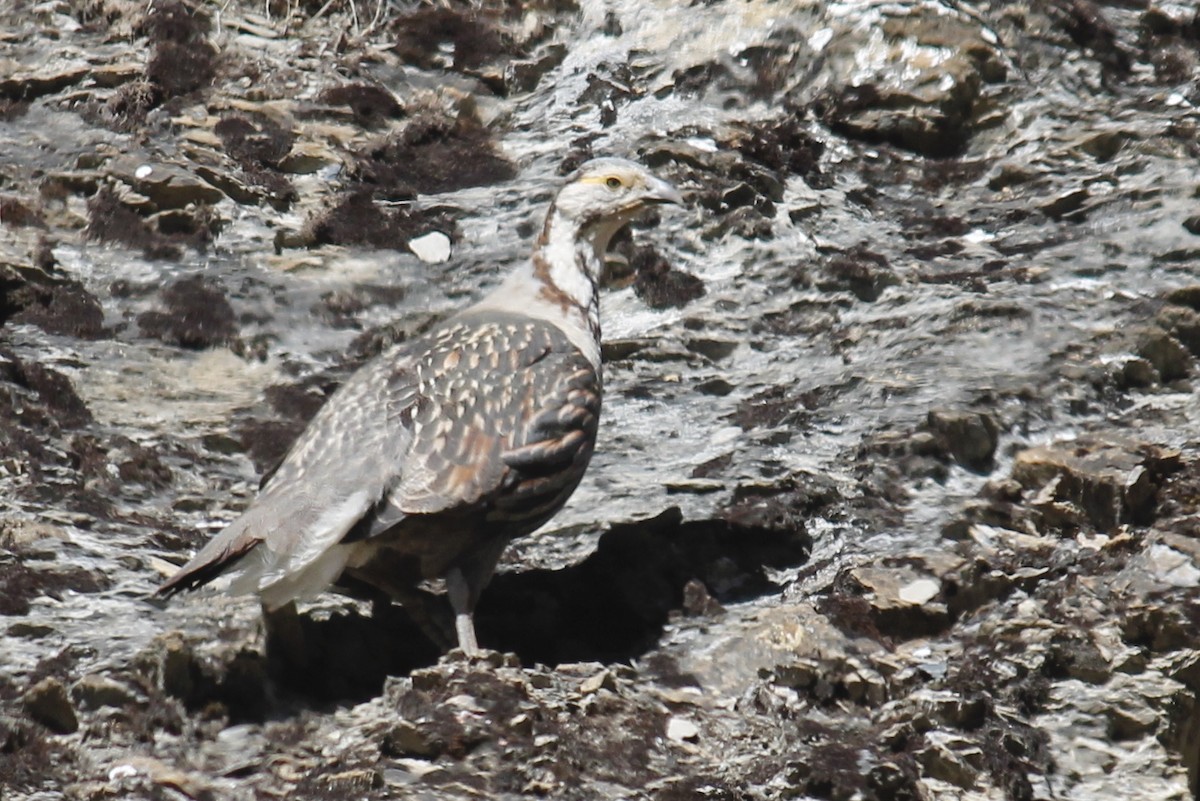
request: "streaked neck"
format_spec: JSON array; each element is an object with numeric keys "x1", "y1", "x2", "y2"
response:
[
  {"x1": 470, "y1": 204, "x2": 606, "y2": 370},
  {"x1": 532, "y1": 205, "x2": 602, "y2": 321}
]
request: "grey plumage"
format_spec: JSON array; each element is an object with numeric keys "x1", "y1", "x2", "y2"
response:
[{"x1": 157, "y1": 158, "x2": 683, "y2": 655}]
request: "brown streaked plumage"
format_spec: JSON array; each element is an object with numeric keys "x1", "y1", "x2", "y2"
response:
[{"x1": 156, "y1": 158, "x2": 684, "y2": 655}]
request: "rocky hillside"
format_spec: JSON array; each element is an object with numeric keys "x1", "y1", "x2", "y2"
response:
[{"x1": 2, "y1": 0, "x2": 1200, "y2": 798}]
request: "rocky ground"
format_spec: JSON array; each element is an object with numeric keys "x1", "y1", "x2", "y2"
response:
[{"x1": 3, "y1": 0, "x2": 1200, "y2": 798}]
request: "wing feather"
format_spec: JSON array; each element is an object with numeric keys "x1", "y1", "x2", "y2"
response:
[
  {"x1": 156, "y1": 346, "x2": 420, "y2": 600},
  {"x1": 345, "y1": 315, "x2": 600, "y2": 542},
  {"x1": 158, "y1": 311, "x2": 600, "y2": 605}
]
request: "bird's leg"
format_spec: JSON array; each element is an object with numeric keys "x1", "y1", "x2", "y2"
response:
[
  {"x1": 444, "y1": 539, "x2": 510, "y2": 658},
  {"x1": 342, "y1": 567, "x2": 458, "y2": 651},
  {"x1": 446, "y1": 566, "x2": 480, "y2": 657}
]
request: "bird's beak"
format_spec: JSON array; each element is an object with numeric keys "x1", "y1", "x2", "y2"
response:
[{"x1": 644, "y1": 175, "x2": 685, "y2": 206}]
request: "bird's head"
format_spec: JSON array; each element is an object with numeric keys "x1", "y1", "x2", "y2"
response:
[{"x1": 552, "y1": 158, "x2": 684, "y2": 253}]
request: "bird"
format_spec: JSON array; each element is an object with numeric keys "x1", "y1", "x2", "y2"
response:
[{"x1": 156, "y1": 158, "x2": 684, "y2": 656}]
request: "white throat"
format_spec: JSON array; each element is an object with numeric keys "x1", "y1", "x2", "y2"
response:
[{"x1": 541, "y1": 208, "x2": 604, "y2": 310}]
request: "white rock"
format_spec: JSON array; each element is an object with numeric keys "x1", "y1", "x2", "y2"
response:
[
  {"x1": 1147, "y1": 543, "x2": 1200, "y2": 587},
  {"x1": 108, "y1": 764, "x2": 138, "y2": 781},
  {"x1": 666, "y1": 716, "x2": 699, "y2": 743},
  {"x1": 898, "y1": 578, "x2": 941, "y2": 605},
  {"x1": 408, "y1": 231, "x2": 452, "y2": 263}
]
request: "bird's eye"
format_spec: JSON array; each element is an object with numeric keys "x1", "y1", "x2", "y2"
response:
[{"x1": 605, "y1": 176, "x2": 623, "y2": 189}]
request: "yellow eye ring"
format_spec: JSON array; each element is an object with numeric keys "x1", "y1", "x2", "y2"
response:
[{"x1": 605, "y1": 176, "x2": 622, "y2": 189}]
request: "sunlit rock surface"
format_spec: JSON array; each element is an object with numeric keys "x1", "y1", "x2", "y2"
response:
[{"x1": 3, "y1": 0, "x2": 1200, "y2": 798}]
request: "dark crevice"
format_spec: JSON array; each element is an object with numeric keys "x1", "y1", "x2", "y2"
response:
[{"x1": 183, "y1": 508, "x2": 813, "y2": 707}]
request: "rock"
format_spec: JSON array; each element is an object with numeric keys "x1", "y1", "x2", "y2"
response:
[
  {"x1": 190, "y1": 161, "x2": 274, "y2": 207},
  {"x1": 680, "y1": 578, "x2": 724, "y2": 617},
  {"x1": 157, "y1": 633, "x2": 201, "y2": 702},
  {"x1": 719, "y1": 182, "x2": 760, "y2": 210},
  {"x1": 1041, "y1": 187, "x2": 1089, "y2": 221},
  {"x1": 84, "y1": 185, "x2": 198, "y2": 260},
  {"x1": 7, "y1": 622, "x2": 56, "y2": 638},
  {"x1": 276, "y1": 141, "x2": 340, "y2": 174},
  {"x1": 214, "y1": 112, "x2": 295, "y2": 169},
  {"x1": 1166, "y1": 285, "x2": 1200, "y2": 311},
  {"x1": 1166, "y1": 652, "x2": 1200, "y2": 695},
  {"x1": 105, "y1": 756, "x2": 218, "y2": 798},
  {"x1": 137, "y1": 275, "x2": 238, "y2": 349},
  {"x1": 107, "y1": 158, "x2": 225, "y2": 209},
  {"x1": 913, "y1": 689, "x2": 990, "y2": 730},
  {"x1": 1133, "y1": 327, "x2": 1192, "y2": 382},
  {"x1": 407, "y1": 231, "x2": 452, "y2": 263},
  {"x1": 71, "y1": 675, "x2": 137, "y2": 711},
  {"x1": 505, "y1": 44, "x2": 568, "y2": 94},
  {"x1": 927, "y1": 410, "x2": 1000, "y2": 472},
  {"x1": 0, "y1": 714, "x2": 35, "y2": 756},
  {"x1": 107, "y1": 763, "x2": 139, "y2": 781},
  {"x1": 665, "y1": 716, "x2": 699, "y2": 743},
  {"x1": 817, "y1": 246, "x2": 898, "y2": 302},
  {"x1": 917, "y1": 732, "x2": 983, "y2": 789},
  {"x1": 867, "y1": 761, "x2": 918, "y2": 798},
  {"x1": 1157, "y1": 305, "x2": 1200, "y2": 357},
  {"x1": 771, "y1": 655, "x2": 890, "y2": 708},
  {"x1": 579, "y1": 669, "x2": 616, "y2": 695},
  {"x1": 847, "y1": 565, "x2": 951, "y2": 638},
  {"x1": 1011, "y1": 437, "x2": 1182, "y2": 532},
  {"x1": 353, "y1": 110, "x2": 516, "y2": 196},
  {"x1": 302, "y1": 190, "x2": 458, "y2": 252},
  {"x1": 632, "y1": 247, "x2": 706, "y2": 309},
  {"x1": 897, "y1": 578, "x2": 940, "y2": 605},
  {"x1": 810, "y1": 10, "x2": 1006, "y2": 156},
  {"x1": 0, "y1": 548, "x2": 111, "y2": 616},
  {"x1": 1, "y1": 260, "x2": 107, "y2": 340},
  {"x1": 1143, "y1": 538, "x2": 1200, "y2": 588},
  {"x1": 506, "y1": 712, "x2": 534, "y2": 738},
  {"x1": 408, "y1": 666, "x2": 446, "y2": 693},
  {"x1": 1043, "y1": 634, "x2": 1112, "y2": 685},
  {"x1": 644, "y1": 141, "x2": 782, "y2": 213},
  {"x1": 723, "y1": 116, "x2": 828, "y2": 187},
  {"x1": 1115, "y1": 357, "x2": 1160, "y2": 389},
  {"x1": 988, "y1": 163, "x2": 1037, "y2": 190},
  {"x1": 841, "y1": 666, "x2": 888, "y2": 706},
  {"x1": 90, "y1": 62, "x2": 144, "y2": 89},
  {"x1": 600, "y1": 338, "x2": 649, "y2": 362},
  {"x1": 0, "y1": 64, "x2": 90, "y2": 102},
  {"x1": 685, "y1": 338, "x2": 739, "y2": 362},
  {"x1": 0, "y1": 518, "x2": 70, "y2": 549},
  {"x1": 694, "y1": 378, "x2": 735, "y2": 397},
  {"x1": 1107, "y1": 704, "x2": 1159, "y2": 740},
  {"x1": 772, "y1": 657, "x2": 822, "y2": 690},
  {"x1": 702, "y1": 206, "x2": 773, "y2": 241},
  {"x1": 23, "y1": 677, "x2": 78, "y2": 734}
]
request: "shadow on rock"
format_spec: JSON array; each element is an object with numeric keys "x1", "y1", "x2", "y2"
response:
[
  {"x1": 223, "y1": 507, "x2": 811, "y2": 707},
  {"x1": 478, "y1": 507, "x2": 811, "y2": 665}
]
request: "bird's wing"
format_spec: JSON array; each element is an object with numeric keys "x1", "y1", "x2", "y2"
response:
[
  {"x1": 157, "y1": 312, "x2": 600, "y2": 603},
  {"x1": 345, "y1": 312, "x2": 601, "y2": 541},
  {"x1": 155, "y1": 344, "x2": 420, "y2": 599}
]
